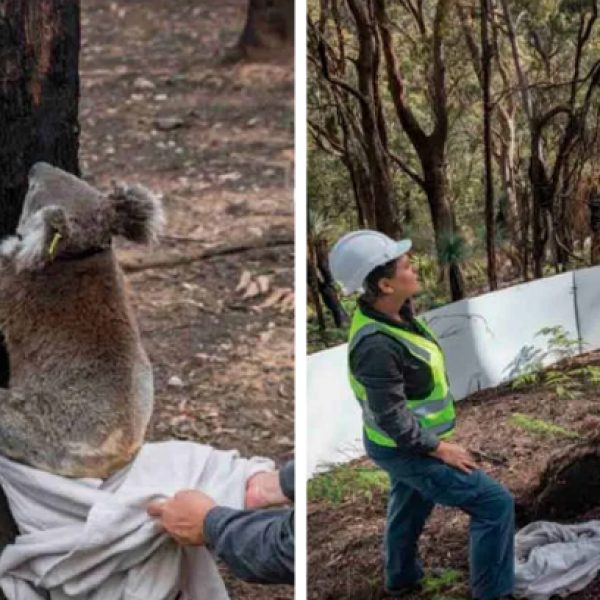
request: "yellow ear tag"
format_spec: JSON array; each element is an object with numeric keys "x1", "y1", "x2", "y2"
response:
[{"x1": 48, "y1": 232, "x2": 62, "y2": 257}]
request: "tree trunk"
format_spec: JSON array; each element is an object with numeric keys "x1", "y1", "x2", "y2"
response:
[
  {"x1": 424, "y1": 156, "x2": 465, "y2": 301},
  {"x1": 481, "y1": 0, "x2": 497, "y2": 291},
  {"x1": 347, "y1": 0, "x2": 401, "y2": 238},
  {"x1": 0, "y1": 0, "x2": 81, "y2": 581},
  {"x1": 519, "y1": 185, "x2": 531, "y2": 280},
  {"x1": 315, "y1": 240, "x2": 347, "y2": 328},
  {"x1": 589, "y1": 188, "x2": 600, "y2": 265},
  {"x1": 375, "y1": 0, "x2": 462, "y2": 299},
  {"x1": 592, "y1": 233, "x2": 600, "y2": 265},
  {"x1": 307, "y1": 259, "x2": 327, "y2": 338},
  {"x1": 0, "y1": 0, "x2": 80, "y2": 236},
  {"x1": 230, "y1": 0, "x2": 294, "y2": 62}
]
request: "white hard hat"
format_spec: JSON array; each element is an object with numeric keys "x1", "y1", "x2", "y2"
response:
[{"x1": 329, "y1": 230, "x2": 412, "y2": 295}]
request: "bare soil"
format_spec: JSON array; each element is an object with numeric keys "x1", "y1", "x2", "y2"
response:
[
  {"x1": 80, "y1": 1, "x2": 293, "y2": 598},
  {"x1": 308, "y1": 351, "x2": 600, "y2": 600}
]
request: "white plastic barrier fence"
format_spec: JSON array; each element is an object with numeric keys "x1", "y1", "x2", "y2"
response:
[
  {"x1": 574, "y1": 267, "x2": 600, "y2": 350},
  {"x1": 307, "y1": 267, "x2": 600, "y2": 477}
]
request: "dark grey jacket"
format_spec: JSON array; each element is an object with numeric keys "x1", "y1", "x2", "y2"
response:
[
  {"x1": 204, "y1": 460, "x2": 294, "y2": 585},
  {"x1": 349, "y1": 300, "x2": 441, "y2": 454}
]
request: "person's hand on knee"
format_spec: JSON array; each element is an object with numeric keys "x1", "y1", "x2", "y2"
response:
[{"x1": 430, "y1": 441, "x2": 477, "y2": 474}]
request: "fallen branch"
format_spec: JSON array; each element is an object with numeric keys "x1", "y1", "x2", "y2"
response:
[{"x1": 121, "y1": 236, "x2": 294, "y2": 273}]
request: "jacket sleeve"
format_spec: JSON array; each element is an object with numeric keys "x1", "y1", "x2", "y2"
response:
[
  {"x1": 350, "y1": 334, "x2": 440, "y2": 453},
  {"x1": 204, "y1": 506, "x2": 294, "y2": 585},
  {"x1": 279, "y1": 460, "x2": 294, "y2": 501}
]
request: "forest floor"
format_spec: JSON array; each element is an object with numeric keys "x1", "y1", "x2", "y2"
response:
[
  {"x1": 80, "y1": 1, "x2": 293, "y2": 598},
  {"x1": 308, "y1": 350, "x2": 600, "y2": 600}
]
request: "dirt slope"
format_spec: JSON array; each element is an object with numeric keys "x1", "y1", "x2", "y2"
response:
[{"x1": 309, "y1": 351, "x2": 600, "y2": 600}]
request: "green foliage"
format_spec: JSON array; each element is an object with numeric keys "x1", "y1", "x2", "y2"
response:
[
  {"x1": 509, "y1": 325, "x2": 582, "y2": 388},
  {"x1": 308, "y1": 464, "x2": 389, "y2": 505},
  {"x1": 413, "y1": 254, "x2": 448, "y2": 310},
  {"x1": 509, "y1": 325, "x2": 588, "y2": 397},
  {"x1": 512, "y1": 370, "x2": 541, "y2": 389},
  {"x1": 307, "y1": 293, "x2": 355, "y2": 353},
  {"x1": 422, "y1": 568, "x2": 466, "y2": 600},
  {"x1": 544, "y1": 369, "x2": 582, "y2": 400},
  {"x1": 560, "y1": 0, "x2": 597, "y2": 14},
  {"x1": 572, "y1": 365, "x2": 600, "y2": 385},
  {"x1": 537, "y1": 326, "x2": 582, "y2": 361},
  {"x1": 437, "y1": 232, "x2": 469, "y2": 266},
  {"x1": 509, "y1": 413, "x2": 580, "y2": 439}
]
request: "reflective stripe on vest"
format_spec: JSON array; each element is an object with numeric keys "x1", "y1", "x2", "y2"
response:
[{"x1": 348, "y1": 307, "x2": 456, "y2": 447}]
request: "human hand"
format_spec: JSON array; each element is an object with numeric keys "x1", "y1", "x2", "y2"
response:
[
  {"x1": 245, "y1": 470, "x2": 288, "y2": 509},
  {"x1": 430, "y1": 441, "x2": 477, "y2": 474},
  {"x1": 147, "y1": 490, "x2": 217, "y2": 546}
]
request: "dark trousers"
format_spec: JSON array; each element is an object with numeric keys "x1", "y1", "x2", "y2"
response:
[{"x1": 365, "y1": 435, "x2": 515, "y2": 600}]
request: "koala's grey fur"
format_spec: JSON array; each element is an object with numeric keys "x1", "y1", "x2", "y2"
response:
[{"x1": 0, "y1": 162, "x2": 164, "y2": 478}]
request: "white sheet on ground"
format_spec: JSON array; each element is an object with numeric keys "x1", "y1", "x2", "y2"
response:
[
  {"x1": 515, "y1": 520, "x2": 600, "y2": 600},
  {"x1": 0, "y1": 441, "x2": 273, "y2": 600}
]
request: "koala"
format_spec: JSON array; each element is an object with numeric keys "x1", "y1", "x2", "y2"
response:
[{"x1": 0, "y1": 162, "x2": 164, "y2": 478}]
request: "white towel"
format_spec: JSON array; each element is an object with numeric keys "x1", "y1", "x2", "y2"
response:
[
  {"x1": 515, "y1": 520, "x2": 600, "y2": 600},
  {"x1": 0, "y1": 441, "x2": 273, "y2": 600}
]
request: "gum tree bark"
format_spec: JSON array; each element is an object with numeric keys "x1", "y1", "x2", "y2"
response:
[{"x1": 0, "y1": 0, "x2": 81, "y2": 581}]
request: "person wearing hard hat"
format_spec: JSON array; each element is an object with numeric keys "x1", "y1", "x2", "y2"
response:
[{"x1": 329, "y1": 230, "x2": 515, "y2": 600}]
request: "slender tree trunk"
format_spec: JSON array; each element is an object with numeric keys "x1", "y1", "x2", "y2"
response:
[
  {"x1": 315, "y1": 240, "x2": 347, "y2": 328},
  {"x1": 307, "y1": 258, "x2": 327, "y2": 337},
  {"x1": 458, "y1": 4, "x2": 521, "y2": 273},
  {"x1": 481, "y1": 0, "x2": 497, "y2": 290},
  {"x1": 519, "y1": 185, "x2": 531, "y2": 280},
  {"x1": 0, "y1": 0, "x2": 81, "y2": 578},
  {"x1": 589, "y1": 189, "x2": 600, "y2": 265},
  {"x1": 530, "y1": 132, "x2": 551, "y2": 279}
]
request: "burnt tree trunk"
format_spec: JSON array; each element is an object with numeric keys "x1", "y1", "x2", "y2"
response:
[
  {"x1": 0, "y1": 0, "x2": 80, "y2": 235},
  {"x1": 0, "y1": 0, "x2": 81, "y2": 581},
  {"x1": 231, "y1": 0, "x2": 294, "y2": 62}
]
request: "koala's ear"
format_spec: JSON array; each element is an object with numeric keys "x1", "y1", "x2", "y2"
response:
[
  {"x1": 109, "y1": 183, "x2": 164, "y2": 244},
  {"x1": 14, "y1": 206, "x2": 69, "y2": 272}
]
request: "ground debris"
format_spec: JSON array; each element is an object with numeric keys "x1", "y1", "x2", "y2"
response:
[{"x1": 309, "y1": 350, "x2": 600, "y2": 600}]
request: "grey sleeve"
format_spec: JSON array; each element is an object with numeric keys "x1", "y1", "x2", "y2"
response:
[
  {"x1": 350, "y1": 334, "x2": 440, "y2": 454},
  {"x1": 204, "y1": 506, "x2": 294, "y2": 585},
  {"x1": 279, "y1": 460, "x2": 294, "y2": 501}
]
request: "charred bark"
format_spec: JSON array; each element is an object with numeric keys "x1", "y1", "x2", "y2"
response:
[
  {"x1": 0, "y1": 0, "x2": 80, "y2": 236},
  {"x1": 229, "y1": 0, "x2": 294, "y2": 62},
  {"x1": 0, "y1": 0, "x2": 81, "y2": 579}
]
